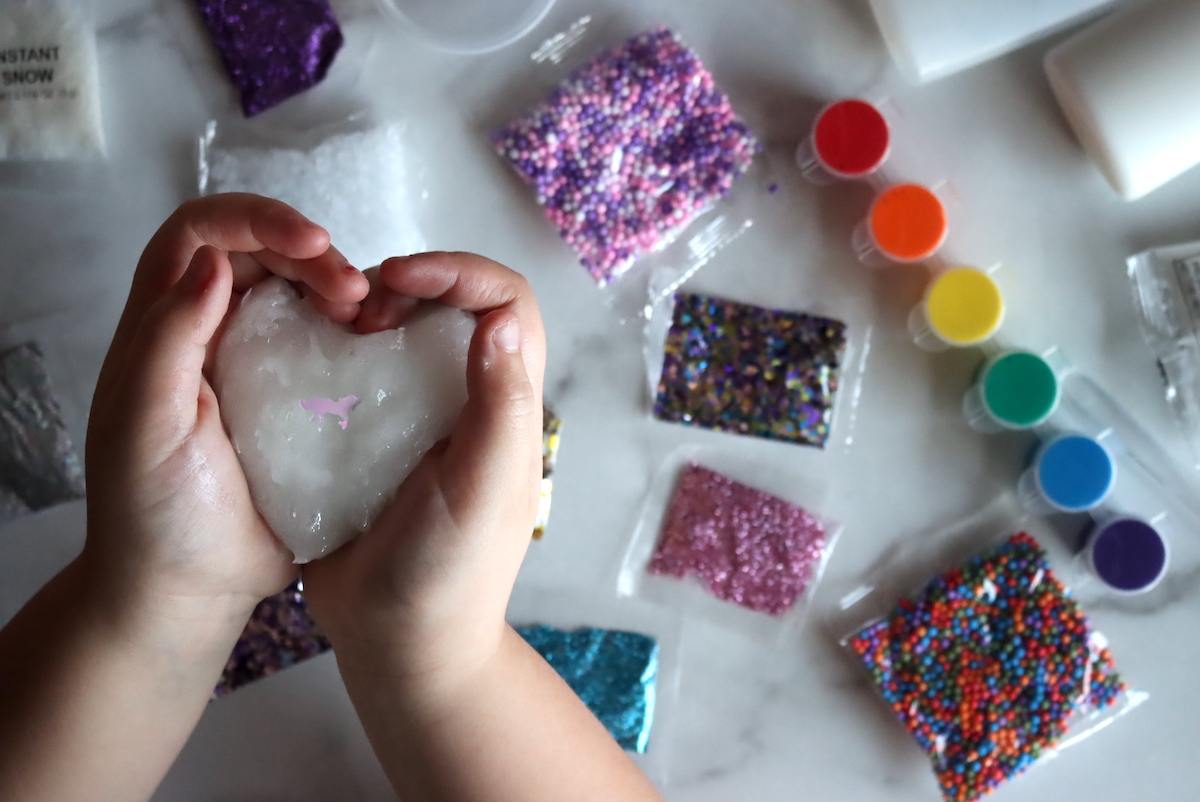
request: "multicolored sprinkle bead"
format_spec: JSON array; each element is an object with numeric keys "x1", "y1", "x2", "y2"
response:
[
  {"x1": 846, "y1": 533, "x2": 1127, "y2": 802},
  {"x1": 651, "y1": 463, "x2": 828, "y2": 615},
  {"x1": 494, "y1": 27, "x2": 759, "y2": 285},
  {"x1": 653, "y1": 291, "x2": 848, "y2": 447}
]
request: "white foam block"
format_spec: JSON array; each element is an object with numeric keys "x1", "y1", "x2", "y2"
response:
[{"x1": 214, "y1": 278, "x2": 474, "y2": 563}]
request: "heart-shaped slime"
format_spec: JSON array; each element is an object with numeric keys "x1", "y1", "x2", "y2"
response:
[{"x1": 214, "y1": 278, "x2": 475, "y2": 563}]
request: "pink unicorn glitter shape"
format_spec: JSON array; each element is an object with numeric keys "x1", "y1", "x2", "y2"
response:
[{"x1": 299, "y1": 396, "x2": 361, "y2": 431}]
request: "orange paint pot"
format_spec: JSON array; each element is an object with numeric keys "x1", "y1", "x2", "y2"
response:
[{"x1": 863, "y1": 183, "x2": 948, "y2": 264}]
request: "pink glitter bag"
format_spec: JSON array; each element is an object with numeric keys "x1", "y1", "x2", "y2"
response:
[{"x1": 617, "y1": 446, "x2": 841, "y2": 642}]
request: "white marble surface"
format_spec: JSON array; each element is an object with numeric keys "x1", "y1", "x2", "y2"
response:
[{"x1": 2, "y1": 0, "x2": 1199, "y2": 800}]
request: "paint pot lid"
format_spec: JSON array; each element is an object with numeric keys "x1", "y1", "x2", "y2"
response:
[
  {"x1": 374, "y1": 0, "x2": 556, "y2": 54},
  {"x1": 926, "y1": 268, "x2": 1005, "y2": 346},
  {"x1": 983, "y1": 351, "x2": 1059, "y2": 427},
  {"x1": 813, "y1": 99, "x2": 890, "y2": 177},
  {"x1": 869, "y1": 184, "x2": 947, "y2": 262},
  {"x1": 1037, "y1": 435, "x2": 1115, "y2": 512},
  {"x1": 1091, "y1": 517, "x2": 1168, "y2": 592}
]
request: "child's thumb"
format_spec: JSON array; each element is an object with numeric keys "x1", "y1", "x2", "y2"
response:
[
  {"x1": 114, "y1": 246, "x2": 232, "y2": 446},
  {"x1": 441, "y1": 309, "x2": 542, "y2": 523}
]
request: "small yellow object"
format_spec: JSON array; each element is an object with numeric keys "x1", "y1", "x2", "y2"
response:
[
  {"x1": 925, "y1": 267, "x2": 1004, "y2": 346},
  {"x1": 533, "y1": 410, "x2": 563, "y2": 540}
]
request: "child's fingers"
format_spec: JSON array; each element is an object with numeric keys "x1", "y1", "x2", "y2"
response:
[
  {"x1": 109, "y1": 246, "x2": 233, "y2": 457},
  {"x1": 101, "y1": 195, "x2": 343, "y2": 403},
  {"x1": 438, "y1": 309, "x2": 543, "y2": 530},
  {"x1": 355, "y1": 267, "x2": 419, "y2": 334},
  {"x1": 248, "y1": 244, "x2": 368, "y2": 302},
  {"x1": 378, "y1": 253, "x2": 546, "y2": 396}
]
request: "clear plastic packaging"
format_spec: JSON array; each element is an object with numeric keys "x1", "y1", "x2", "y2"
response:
[
  {"x1": 834, "y1": 496, "x2": 1146, "y2": 802},
  {"x1": 0, "y1": 311, "x2": 93, "y2": 528},
  {"x1": 162, "y1": 0, "x2": 376, "y2": 127},
  {"x1": 617, "y1": 445, "x2": 841, "y2": 643},
  {"x1": 643, "y1": 280, "x2": 872, "y2": 453},
  {"x1": 483, "y1": 14, "x2": 765, "y2": 291},
  {"x1": 1127, "y1": 240, "x2": 1200, "y2": 468},
  {"x1": 372, "y1": 0, "x2": 556, "y2": 54},
  {"x1": 1036, "y1": 365, "x2": 1200, "y2": 603},
  {"x1": 505, "y1": 584, "x2": 683, "y2": 788},
  {"x1": 198, "y1": 116, "x2": 427, "y2": 270}
]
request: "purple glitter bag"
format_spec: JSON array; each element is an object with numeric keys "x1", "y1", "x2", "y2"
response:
[{"x1": 190, "y1": 0, "x2": 345, "y2": 117}]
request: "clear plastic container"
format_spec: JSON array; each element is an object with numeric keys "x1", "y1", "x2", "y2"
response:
[
  {"x1": 373, "y1": 0, "x2": 556, "y2": 54},
  {"x1": 1080, "y1": 512, "x2": 1170, "y2": 595}
]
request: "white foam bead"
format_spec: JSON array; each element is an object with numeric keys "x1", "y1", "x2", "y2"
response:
[{"x1": 214, "y1": 278, "x2": 474, "y2": 564}]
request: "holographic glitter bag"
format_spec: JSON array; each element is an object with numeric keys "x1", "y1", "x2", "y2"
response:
[
  {"x1": 474, "y1": 11, "x2": 768, "y2": 297},
  {"x1": 0, "y1": 310, "x2": 97, "y2": 528},
  {"x1": 833, "y1": 496, "x2": 1146, "y2": 802},
  {"x1": 643, "y1": 277, "x2": 873, "y2": 453},
  {"x1": 506, "y1": 584, "x2": 684, "y2": 789},
  {"x1": 197, "y1": 115, "x2": 427, "y2": 271},
  {"x1": 164, "y1": 0, "x2": 377, "y2": 126},
  {"x1": 617, "y1": 445, "x2": 841, "y2": 644}
]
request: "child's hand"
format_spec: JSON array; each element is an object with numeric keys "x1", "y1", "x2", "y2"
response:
[
  {"x1": 303, "y1": 252, "x2": 546, "y2": 696},
  {"x1": 83, "y1": 194, "x2": 370, "y2": 618}
]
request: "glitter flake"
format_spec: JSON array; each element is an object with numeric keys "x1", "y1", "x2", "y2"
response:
[
  {"x1": 846, "y1": 533, "x2": 1127, "y2": 802},
  {"x1": 533, "y1": 409, "x2": 563, "y2": 540},
  {"x1": 193, "y1": 0, "x2": 344, "y2": 118},
  {"x1": 654, "y1": 292, "x2": 848, "y2": 447},
  {"x1": 494, "y1": 27, "x2": 758, "y2": 285},
  {"x1": 650, "y1": 463, "x2": 828, "y2": 615},
  {"x1": 518, "y1": 625, "x2": 658, "y2": 753}
]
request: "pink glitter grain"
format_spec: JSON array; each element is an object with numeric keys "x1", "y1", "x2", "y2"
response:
[{"x1": 649, "y1": 463, "x2": 827, "y2": 615}]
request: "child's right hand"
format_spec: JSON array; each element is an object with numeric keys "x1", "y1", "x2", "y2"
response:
[{"x1": 303, "y1": 252, "x2": 547, "y2": 698}]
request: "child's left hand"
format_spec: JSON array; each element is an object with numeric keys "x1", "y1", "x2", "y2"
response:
[{"x1": 83, "y1": 193, "x2": 370, "y2": 617}]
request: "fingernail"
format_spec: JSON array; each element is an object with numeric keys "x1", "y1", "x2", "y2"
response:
[
  {"x1": 344, "y1": 264, "x2": 361, "y2": 274},
  {"x1": 493, "y1": 317, "x2": 521, "y2": 353},
  {"x1": 185, "y1": 252, "x2": 215, "y2": 294}
]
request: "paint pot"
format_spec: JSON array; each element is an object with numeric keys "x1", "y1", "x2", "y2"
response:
[
  {"x1": 1083, "y1": 515, "x2": 1169, "y2": 594},
  {"x1": 796, "y1": 99, "x2": 891, "y2": 184},
  {"x1": 853, "y1": 183, "x2": 948, "y2": 265},
  {"x1": 908, "y1": 267, "x2": 1005, "y2": 351},
  {"x1": 1018, "y1": 434, "x2": 1116, "y2": 514},
  {"x1": 963, "y1": 351, "x2": 1061, "y2": 433}
]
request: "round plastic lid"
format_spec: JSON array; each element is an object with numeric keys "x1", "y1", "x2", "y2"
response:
[
  {"x1": 868, "y1": 184, "x2": 947, "y2": 262},
  {"x1": 1036, "y1": 435, "x2": 1115, "y2": 512},
  {"x1": 1090, "y1": 517, "x2": 1168, "y2": 593},
  {"x1": 375, "y1": 0, "x2": 557, "y2": 54},
  {"x1": 983, "y1": 351, "x2": 1059, "y2": 428},
  {"x1": 926, "y1": 268, "x2": 1005, "y2": 346},
  {"x1": 812, "y1": 99, "x2": 890, "y2": 177}
]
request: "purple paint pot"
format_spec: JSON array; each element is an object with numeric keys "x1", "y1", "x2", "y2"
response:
[{"x1": 1085, "y1": 516, "x2": 1169, "y2": 595}]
